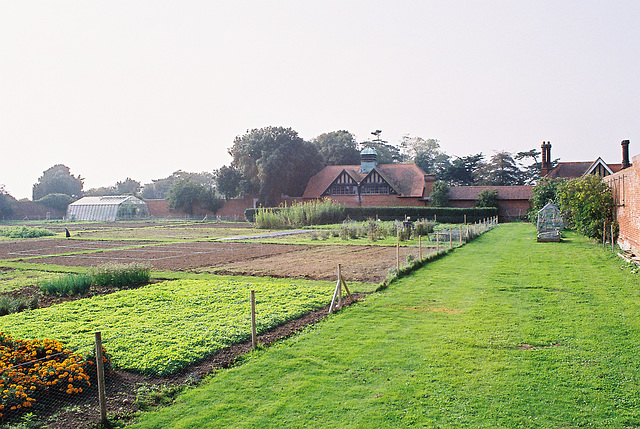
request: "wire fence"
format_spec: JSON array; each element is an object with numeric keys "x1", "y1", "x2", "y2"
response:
[{"x1": 0, "y1": 217, "x2": 498, "y2": 428}]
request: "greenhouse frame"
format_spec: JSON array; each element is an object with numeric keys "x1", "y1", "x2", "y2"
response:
[{"x1": 66, "y1": 196, "x2": 150, "y2": 221}]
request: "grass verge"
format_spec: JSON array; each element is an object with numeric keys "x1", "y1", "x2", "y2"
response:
[{"x1": 128, "y1": 223, "x2": 640, "y2": 428}]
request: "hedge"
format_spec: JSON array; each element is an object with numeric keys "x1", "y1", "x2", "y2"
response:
[{"x1": 246, "y1": 206, "x2": 497, "y2": 224}]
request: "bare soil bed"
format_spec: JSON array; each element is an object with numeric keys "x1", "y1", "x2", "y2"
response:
[
  {"x1": 0, "y1": 238, "x2": 151, "y2": 260},
  {"x1": 20, "y1": 242, "x2": 424, "y2": 283}
]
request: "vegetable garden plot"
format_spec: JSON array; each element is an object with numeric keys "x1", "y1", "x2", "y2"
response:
[
  {"x1": 0, "y1": 278, "x2": 335, "y2": 375},
  {"x1": 22, "y1": 242, "x2": 302, "y2": 269},
  {"x1": 0, "y1": 239, "x2": 150, "y2": 260}
]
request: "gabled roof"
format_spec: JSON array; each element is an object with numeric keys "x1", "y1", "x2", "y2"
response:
[
  {"x1": 302, "y1": 163, "x2": 427, "y2": 199},
  {"x1": 545, "y1": 159, "x2": 624, "y2": 179},
  {"x1": 69, "y1": 195, "x2": 144, "y2": 206},
  {"x1": 448, "y1": 186, "x2": 533, "y2": 201}
]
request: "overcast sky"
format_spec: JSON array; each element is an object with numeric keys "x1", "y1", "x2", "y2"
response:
[{"x1": 1, "y1": 1, "x2": 639, "y2": 199}]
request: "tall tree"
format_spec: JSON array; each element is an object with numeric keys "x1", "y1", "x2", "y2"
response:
[
  {"x1": 443, "y1": 154, "x2": 484, "y2": 186},
  {"x1": 429, "y1": 181, "x2": 450, "y2": 207},
  {"x1": 515, "y1": 149, "x2": 542, "y2": 185},
  {"x1": 141, "y1": 171, "x2": 214, "y2": 199},
  {"x1": 400, "y1": 136, "x2": 450, "y2": 176},
  {"x1": 32, "y1": 164, "x2": 83, "y2": 200},
  {"x1": 116, "y1": 178, "x2": 141, "y2": 195},
  {"x1": 360, "y1": 130, "x2": 402, "y2": 164},
  {"x1": 167, "y1": 178, "x2": 222, "y2": 216},
  {"x1": 312, "y1": 130, "x2": 360, "y2": 166},
  {"x1": 475, "y1": 152, "x2": 523, "y2": 186},
  {"x1": 214, "y1": 165, "x2": 244, "y2": 201},
  {"x1": 228, "y1": 127, "x2": 323, "y2": 206},
  {"x1": 0, "y1": 185, "x2": 15, "y2": 218}
]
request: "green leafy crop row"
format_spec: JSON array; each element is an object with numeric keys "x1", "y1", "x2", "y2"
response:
[{"x1": 0, "y1": 277, "x2": 334, "y2": 375}]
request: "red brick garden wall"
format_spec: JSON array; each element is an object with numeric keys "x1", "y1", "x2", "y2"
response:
[{"x1": 604, "y1": 154, "x2": 640, "y2": 253}]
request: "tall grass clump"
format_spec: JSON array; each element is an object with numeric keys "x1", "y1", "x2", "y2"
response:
[
  {"x1": 39, "y1": 263, "x2": 150, "y2": 296},
  {"x1": 91, "y1": 263, "x2": 151, "y2": 288},
  {"x1": 255, "y1": 199, "x2": 345, "y2": 229},
  {"x1": 0, "y1": 226, "x2": 55, "y2": 239},
  {"x1": 0, "y1": 296, "x2": 39, "y2": 316},
  {"x1": 39, "y1": 274, "x2": 93, "y2": 296}
]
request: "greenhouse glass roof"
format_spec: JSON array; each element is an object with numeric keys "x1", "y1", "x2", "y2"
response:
[{"x1": 66, "y1": 196, "x2": 149, "y2": 221}]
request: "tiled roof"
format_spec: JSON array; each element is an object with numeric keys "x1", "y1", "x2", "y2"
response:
[
  {"x1": 545, "y1": 160, "x2": 624, "y2": 179},
  {"x1": 448, "y1": 186, "x2": 533, "y2": 201},
  {"x1": 302, "y1": 163, "x2": 427, "y2": 198}
]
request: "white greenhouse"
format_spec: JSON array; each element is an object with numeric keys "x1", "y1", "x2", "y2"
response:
[{"x1": 66, "y1": 196, "x2": 149, "y2": 221}]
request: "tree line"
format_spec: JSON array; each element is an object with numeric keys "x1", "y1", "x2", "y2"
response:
[{"x1": 1, "y1": 126, "x2": 548, "y2": 217}]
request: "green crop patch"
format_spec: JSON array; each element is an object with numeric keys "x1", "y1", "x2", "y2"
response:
[{"x1": 0, "y1": 276, "x2": 334, "y2": 375}]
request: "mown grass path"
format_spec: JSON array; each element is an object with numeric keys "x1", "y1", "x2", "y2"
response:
[{"x1": 130, "y1": 223, "x2": 640, "y2": 428}]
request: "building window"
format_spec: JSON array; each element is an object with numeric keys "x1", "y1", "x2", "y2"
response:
[
  {"x1": 330, "y1": 185, "x2": 357, "y2": 195},
  {"x1": 361, "y1": 185, "x2": 390, "y2": 195}
]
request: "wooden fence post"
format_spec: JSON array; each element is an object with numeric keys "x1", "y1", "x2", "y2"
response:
[
  {"x1": 419, "y1": 235, "x2": 422, "y2": 260},
  {"x1": 396, "y1": 241, "x2": 400, "y2": 271},
  {"x1": 611, "y1": 224, "x2": 615, "y2": 252},
  {"x1": 251, "y1": 290, "x2": 257, "y2": 349},
  {"x1": 603, "y1": 223, "x2": 607, "y2": 247},
  {"x1": 464, "y1": 214, "x2": 467, "y2": 224},
  {"x1": 95, "y1": 331, "x2": 107, "y2": 425}
]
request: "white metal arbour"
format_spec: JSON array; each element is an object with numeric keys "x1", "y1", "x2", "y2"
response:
[{"x1": 66, "y1": 196, "x2": 149, "y2": 221}]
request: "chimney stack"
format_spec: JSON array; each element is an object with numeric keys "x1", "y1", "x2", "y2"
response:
[
  {"x1": 540, "y1": 141, "x2": 552, "y2": 176},
  {"x1": 622, "y1": 140, "x2": 631, "y2": 169}
]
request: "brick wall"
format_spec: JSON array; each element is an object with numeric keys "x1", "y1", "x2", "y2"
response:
[
  {"x1": 604, "y1": 154, "x2": 640, "y2": 253},
  {"x1": 8, "y1": 201, "x2": 65, "y2": 220}
]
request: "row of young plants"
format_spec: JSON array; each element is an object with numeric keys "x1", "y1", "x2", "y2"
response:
[
  {"x1": 332, "y1": 219, "x2": 435, "y2": 242},
  {"x1": 0, "y1": 227, "x2": 55, "y2": 239},
  {"x1": 0, "y1": 277, "x2": 335, "y2": 376},
  {"x1": 38, "y1": 263, "x2": 150, "y2": 296}
]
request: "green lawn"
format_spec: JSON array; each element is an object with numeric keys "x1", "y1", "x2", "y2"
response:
[{"x1": 130, "y1": 223, "x2": 640, "y2": 428}]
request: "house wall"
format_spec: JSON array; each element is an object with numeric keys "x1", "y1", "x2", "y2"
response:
[
  {"x1": 316, "y1": 195, "x2": 427, "y2": 207},
  {"x1": 604, "y1": 154, "x2": 640, "y2": 253}
]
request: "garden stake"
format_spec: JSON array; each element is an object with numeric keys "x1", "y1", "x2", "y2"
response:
[
  {"x1": 95, "y1": 331, "x2": 107, "y2": 425},
  {"x1": 419, "y1": 235, "x2": 422, "y2": 260},
  {"x1": 396, "y1": 241, "x2": 400, "y2": 272},
  {"x1": 251, "y1": 290, "x2": 257, "y2": 349},
  {"x1": 612, "y1": 224, "x2": 615, "y2": 252}
]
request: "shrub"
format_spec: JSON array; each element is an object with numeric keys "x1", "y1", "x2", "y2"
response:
[
  {"x1": 0, "y1": 227, "x2": 55, "y2": 239},
  {"x1": 0, "y1": 297, "x2": 38, "y2": 316},
  {"x1": 35, "y1": 193, "x2": 74, "y2": 212},
  {"x1": 475, "y1": 190, "x2": 499, "y2": 208},
  {"x1": 413, "y1": 220, "x2": 435, "y2": 237},
  {"x1": 528, "y1": 177, "x2": 565, "y2": 222},
  {"x1": 557, "y1": 175, "x2": 615, "y2": 240}
]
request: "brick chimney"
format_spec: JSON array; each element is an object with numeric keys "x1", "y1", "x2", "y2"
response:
[
  {"x1": 622, "y1": 140, "x2": 631, "y2": 169},
  {"x1": 540, "y1": 141, "x2": 552, "y2": 176}
]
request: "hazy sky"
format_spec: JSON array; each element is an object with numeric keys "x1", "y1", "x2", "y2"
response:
[{"x1": 2, "y1": 1, "x2": 639, "y2": 199}]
